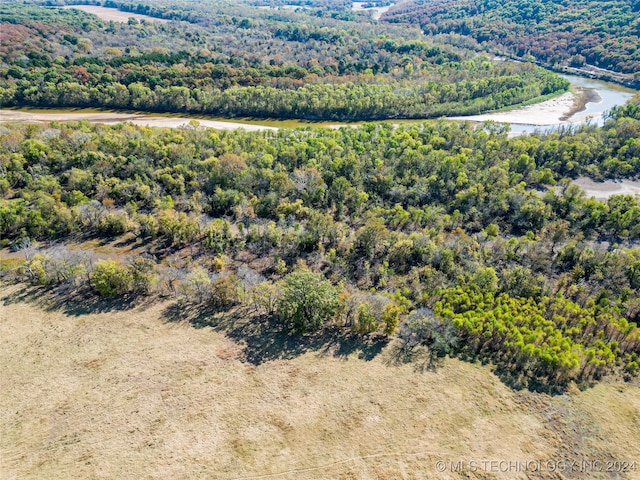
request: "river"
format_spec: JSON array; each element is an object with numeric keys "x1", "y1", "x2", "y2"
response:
[
  {"x1": 1, "y1": 74, "x2": 637, "y2": 201},
  {"x1": 351, "y1": 2, "x2": 394, "y2": 20},
  {"x1": 0, "y1": 75, "x2": 636, "y2": 133},
  {"x1": 449, "y1": 74, "x2": 638, "y2": 199},
  {"x1": 457, "y1": 74, "x2": 637, "y2": 135},
  {"x1": 559, "y1": 74, "x2": 636, "y2": 125},
  {"x1": 27, "y1": 7, "x2": 638, "y2": 134}
]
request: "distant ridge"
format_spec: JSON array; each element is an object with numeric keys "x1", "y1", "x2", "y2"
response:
[{"x1": 382, "y1": 0, "x2": 640, "y2": 87}]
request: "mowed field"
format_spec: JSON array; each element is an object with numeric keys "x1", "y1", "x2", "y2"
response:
[{"x1": 1, "y1": 284, "x2": 639, "y2": 480}]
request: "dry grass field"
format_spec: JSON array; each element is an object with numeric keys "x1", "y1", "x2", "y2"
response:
[
  {"x1": 60, "y1": 6, "x2": 168, "y2": 23},
  {"x1": 1, "y1": 284, "x2": 639, "y2": 480}
]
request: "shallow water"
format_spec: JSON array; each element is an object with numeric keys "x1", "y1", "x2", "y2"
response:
[
  {"x1": 351, "y1": 2, "x2": 394, "y2": 20},
  {"x1": 560, "y1": 75, "x2": 636, "y2": 124},
  {"x1": 508, "y1": 75, "x2": 636, "y2": 135}
]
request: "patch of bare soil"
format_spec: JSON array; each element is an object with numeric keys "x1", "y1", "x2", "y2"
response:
[
  {"x1": 449, "y1": 91, "x2": 578, "y2": 126},
  {"x1": 559, "y1": 87, "x2": 601, "y2": 121}
]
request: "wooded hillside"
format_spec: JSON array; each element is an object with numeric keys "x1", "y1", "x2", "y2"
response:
[
  {"x1": 383, "y1": 0, "x2": 640, "y2": 86},
  {"x1": 0, "y1": 2, "x2": 569, "y2": 119}
]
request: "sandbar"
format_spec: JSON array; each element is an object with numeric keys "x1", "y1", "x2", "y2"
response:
[
  {"x1": 449, "y1": 91, "x2": 588, "y2": 126},
  {"x1": 0, "y1": 110, "x2": 277, "y2": 132},
  {"x1": 573, "y1": 177, "x2": 640, "y2": 201}
]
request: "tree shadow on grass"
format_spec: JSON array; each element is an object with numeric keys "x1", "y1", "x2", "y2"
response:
[
  {"x1": 431, "y1": 347, "x2": 571, "y2": 394},
  {"x1": 1, "y1": 283, "x2": 154, "y2": 316},
  {"x1": 161, "y1": 302, "x2": 389, "y2": 365},
  {"x1": 111, "y1": 235, "x2": 146, "y2": 249},
  {"x1": 1, "y1": 283, "x2": 388, "y2": 364},
  {"x1": 383, "y1": 341, "x2": 447, "y2": 373}
]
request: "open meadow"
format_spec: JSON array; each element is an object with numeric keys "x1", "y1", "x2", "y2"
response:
[
  {"x1": 61, "y1": 5, "x2": 168, "y2": 23},
  {"x1": 1, "y1": 284, "x2": 639, "y2": 479}
]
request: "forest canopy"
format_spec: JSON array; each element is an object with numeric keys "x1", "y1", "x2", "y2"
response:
[
  {"x1": 382, "y1": 0, "x2": 640, "y2": 87},
  {"x1": 0, "y1": 2, "x2": 569, "y2": 120},
  {"x1": 1, "y1": 0, "x2": 640, "y2": 393}
]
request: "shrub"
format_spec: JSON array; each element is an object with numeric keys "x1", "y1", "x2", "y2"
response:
[
  {"x1": 211, "y1": 273, "x2": 241, "y2": 309},
  {"x1": 203, "y1": 219, "x2": 233, "y2": 254},
  {"x1": 157, "y1": 209, "x2": 200, "y2": 246},
  {"x1": 128, "y1": 256, "x2": 156, "y2": 294},
  {"x1": 354, "y1": 303, "x2": 378, "y2": 334},
  {"x1": 99, "y1": 212, "x2": 130, "y2": 236},
  {"x1": 276, "y1": 268, "x2": 340, "y2": 333},
  {"x1": 22, "y1": 249, "x2": 89, "y2": 287},
  {"x1": 248, "y1": 281, "x2": 280, "y2": 316},
  {"x1": 343, "y1": 290, "x2": 396, "y2": 335},
  {"x1": 398, "y1": 308, "x2": 458, "y2": 358},
  {"x1": 135, "y1": 213, "x2": 158, "y2": 238},
  {"x1": 23, "y1": 253, "x2": 48, "y2": 285},
  {"x1": 382, "y1": 304, "x2": 400, "y2": 336},
  {"x1": 183, "y1": 266, "x2": 212, "y2": 303},
  {"x1": 90, "y1": 260, "x2": 133, "y2": 297}
]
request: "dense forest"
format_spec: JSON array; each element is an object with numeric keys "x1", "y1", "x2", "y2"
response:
[
  {"x1": 0, "y1": 2, "x2": 568, "y2": 120},
  {"x1": 383, "y1": 0, "x2": 640, "y2": 87},
  {"x1": 2, "y1": 98, "x2": 640, "y2": 391}
]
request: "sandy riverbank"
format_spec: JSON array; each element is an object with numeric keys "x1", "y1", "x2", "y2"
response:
[
  {"x1": 0, "y1": 110, "x2": 278, "y2": 132},
  {"x1": 574, "y1": 177, "x2": 640, "y2": 200},
  {"x1": 449, "y1": 90, "x2": 594, "y2": 126}
]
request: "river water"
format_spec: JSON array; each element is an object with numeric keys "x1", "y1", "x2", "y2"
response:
[
  {"x1": 1, "y1": 75, "x2": 636, "y2": 133},
  {"x1": 507, "y1": 74, "x2": 636, "y2": 135},
  {"x1": 561, "y1": 75, "x2": 636, "y2": 122},
  {"x1": 351, "y1": 2, "x2": 394, "y2": 20}
]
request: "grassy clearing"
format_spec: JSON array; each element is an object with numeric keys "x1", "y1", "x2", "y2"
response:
[
  {"x1": 59, "y1": 5, "x2": 168, "y2": 23},
  {"x1": 1, "y1": 284, "x2": 639, "y2": 479}
]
